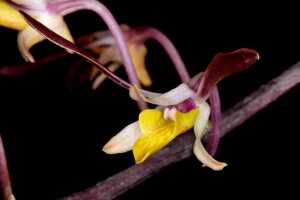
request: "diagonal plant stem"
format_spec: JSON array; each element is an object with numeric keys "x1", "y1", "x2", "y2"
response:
[
  {"x1": 60, "y1": 61, "x2": 300, "y2": 200},
  {"x1": 0, "y1": 135, "x2": 15, "y2": 200}
]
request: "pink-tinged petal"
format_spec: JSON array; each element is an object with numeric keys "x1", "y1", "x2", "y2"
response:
[{"x1": 197, "y1": 48, "x2": 260, "y2": 100}]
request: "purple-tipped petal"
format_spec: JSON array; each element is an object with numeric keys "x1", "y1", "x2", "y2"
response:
[{"x1": 197, "y1": 48, "x2": 260, "y2": 100}]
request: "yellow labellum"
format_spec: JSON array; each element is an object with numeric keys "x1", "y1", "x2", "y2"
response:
[
  {"x1": 133, "y1": 108, "x2": 198, "y2": 163},
  {"x1": 0, "y1": 1, "x2": 27, "y2": 30}
]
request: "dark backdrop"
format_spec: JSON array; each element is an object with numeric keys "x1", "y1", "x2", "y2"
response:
[{"x1": 0, "y1": 0, "x2": 299, "y2": 199}]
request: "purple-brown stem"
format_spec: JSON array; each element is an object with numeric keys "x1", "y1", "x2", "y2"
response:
[
  {"x1": 61, "y1": 61, "x2": 300, "y2": 200},
  {"x1": 0, "y1": 136, "x2": 14, "y2": 200}
]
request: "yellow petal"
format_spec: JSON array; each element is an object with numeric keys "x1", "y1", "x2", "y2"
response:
[
  {"x1": 133, "y1": 108, "x2": 198, "y2": 163},
  {"x1": 128, "y1": 44, "x2": 152, "y2": 86},
  {"x1": 175, "y1": 109, "x2": 199, "y2": 135},
  {"x1": 0, "y1": 1, "x2": 27, "y2": 30},
  {"x1": 138, "y1": 109, "x2": 168, "y2": 132},
  {"x1": 17, "y1": 13, "x2": 74, "y2": 62}
]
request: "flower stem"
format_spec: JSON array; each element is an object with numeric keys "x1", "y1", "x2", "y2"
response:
[
  {"x1": 129, "y1": 27, "x2": 190, "y2": 82},
  {"x1": 60, "y1": 61, "x2": 300, "y2": 200},
  {"x1": 0, "y1": 135, "x2": 14, "y2": 200}
]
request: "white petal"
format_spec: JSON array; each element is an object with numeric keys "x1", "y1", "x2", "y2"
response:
[
  {"x1": 194, "y1": 101, "x2": 211, "y2": 138},
  {"x1": 193, "y1": 139, "x2": 227, "y2": 171},
  {"x1": 18, "y1": 26, "x2": 42, "y2": 62},
  {"x1": 8, "y1": 194, "x2": 16, "y2": 200},
  {"x1": 102, "y1": 122, "x2": 141, "y2": 154},
  {"x1": 193, "y1": 101, "x2": 227, "y2": 170},
  {"x1": 129, "y1": 83, "x2": 195, "y2": 106}
]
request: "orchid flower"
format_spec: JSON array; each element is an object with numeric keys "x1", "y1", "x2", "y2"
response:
[
  {"x1": 103, "y1": 49, "x2": 259, "y2": 170},
  {"x1": 0, "y1": 0, "x2": 74, "y2": 62},
  {"x1": 0, "y1": 0, "x2": 145, "y2": 107},
  {"x1": 83, "y1": 26, "x2": 191, "y2": 90},
  {"x1": 20, "y1": 12, "x2": 259, "y2": 171},
  {"x1": 82, "y1": 25, "x2": 153, "y2": 88}
]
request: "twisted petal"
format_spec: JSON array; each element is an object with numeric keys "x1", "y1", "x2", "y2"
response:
[
  {"x1": 102, "y1": 122, "x2": 141, "y2": 154},
  {"x1": 18, "y1": 13, "x2": 73, "y2": 62},
  {"x1": 193, "y1": 139, "x2": 227, "y2": 171},
  {"x1": 0, "y1": 1, "x2": 26, "y2": 30},
  {"x1": 193, "y1": 101, "x2": 227, "y2": 171},
  {"x1": 133, "y1": 108, "x2": 198, "y2": 163}
]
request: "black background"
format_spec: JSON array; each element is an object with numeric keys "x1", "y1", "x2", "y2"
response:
[{"x1": 0, "y1": 0, "x2": 299, "y2": 199}]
